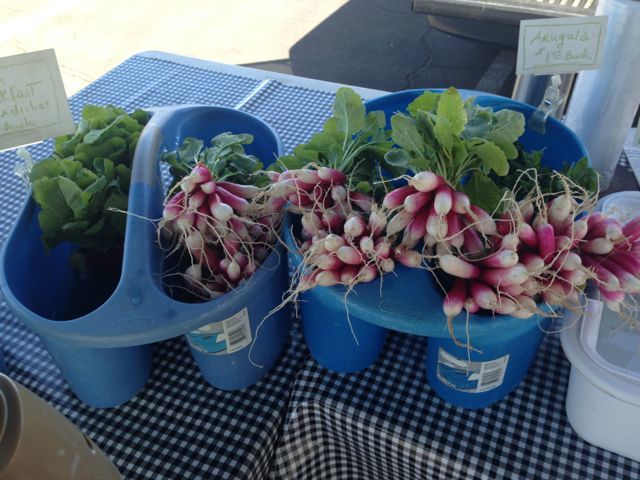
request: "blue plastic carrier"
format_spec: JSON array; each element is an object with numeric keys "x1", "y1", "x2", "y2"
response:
[
  {"x1": 289, "y1": 89, "x2": 588, "y2": 408},
  {"x1": 0, "y1": 106, "x2": 290, "y2": 408}
]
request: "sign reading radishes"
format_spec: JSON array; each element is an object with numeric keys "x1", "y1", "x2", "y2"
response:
[{"x1": 0, "y1": 49, "x2": 74, "y2": 151}]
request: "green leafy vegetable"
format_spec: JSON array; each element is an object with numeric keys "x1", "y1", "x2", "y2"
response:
[
  {"x1": 272, "y1": 87, "x2": 393, "y2": 195},
  {"x1": 162, "y1": 132, "x2": 268, "y2": 187},
  {"x1": 490, "y1": 148, "x2": 598, "y2": 200},
  {"x1": 23, "y1": 105, "x2": 149, "y2": 255},
  {"x1": 383, "y1": 87, "x2": 525, "y2": 187}
]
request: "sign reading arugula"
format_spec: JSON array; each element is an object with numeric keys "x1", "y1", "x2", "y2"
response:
[
  {"x1": 516, "y1": 16, "x2": 608, "y2": 76},
  {"x1": 0, "y1": 49, "x2": 75, "y2": 151}
]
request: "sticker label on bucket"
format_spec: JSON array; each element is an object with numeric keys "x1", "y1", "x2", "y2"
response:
[
  {"x1": 436, "y1": 348, "x2": 509, "y2": 393},
  {"x1": 187, "y1": 308, "x2": 252, "y2": 355}
]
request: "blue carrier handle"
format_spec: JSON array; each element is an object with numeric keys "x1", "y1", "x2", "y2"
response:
[{"x1": 9, "y1": 105, "x2": 284, "y2": 347}]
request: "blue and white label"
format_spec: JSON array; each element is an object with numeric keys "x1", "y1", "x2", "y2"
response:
[
  {"x1": 187, "y1": 308, "x2": 252, "y2": 355},
  {"x1": 436, "y1": 348, "x2": 509, "y2": 393}
]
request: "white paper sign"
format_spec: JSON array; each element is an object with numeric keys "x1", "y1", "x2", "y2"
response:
[
  {"x1": 0, "y1": 49, "x2": 75, "y2": 151},
  {"x1": 516, "y1": 16, "x2": 608, "y2": 75}
]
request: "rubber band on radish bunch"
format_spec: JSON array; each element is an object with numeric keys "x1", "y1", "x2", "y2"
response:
[{"x1": 159, "y1": 133, "x2": 281, "y2": 301}]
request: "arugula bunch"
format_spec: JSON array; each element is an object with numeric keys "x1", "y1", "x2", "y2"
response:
[
  {"x1": 273, "y1": 87, "x2": 392, "y2": 195},
  {"x1": 383, "y1": 88, "x2": 525, "y2": 212},
  {"x1": 162, "y1": 132, "x2": 268, "y2": 187},
  {"x1": 24, "y1": 105, "x2": 149, "y2": 256}
]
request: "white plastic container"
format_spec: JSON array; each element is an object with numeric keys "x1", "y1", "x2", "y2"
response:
[{"x1": 561, "y1": 300, "x2": 640, "y2": 462}]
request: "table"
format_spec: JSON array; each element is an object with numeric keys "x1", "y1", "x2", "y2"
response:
[{"x1": 1, "y1": 51, "x2": 638, "y2": 479}]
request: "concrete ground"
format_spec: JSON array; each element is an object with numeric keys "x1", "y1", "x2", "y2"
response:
[{"x1": 0, "y1": 0, "x2": 515, "y2": 96}]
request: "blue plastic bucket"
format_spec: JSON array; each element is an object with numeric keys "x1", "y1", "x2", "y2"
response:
[
  {"x1": 287, "y1": 89, "x2": 586, "y2": 404},
  {"x1": 0, "y1": 105, "x2": 289, "y2": 407},
  {"x1": 284, "y1": 216, "x2": 387, "y2": 373},
  {"x1": 425, "y1": 315, "x2": 552, "y2": 409}
]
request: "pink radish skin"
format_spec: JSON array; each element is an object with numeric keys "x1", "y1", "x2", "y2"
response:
[
  {"x1": 586, "y1": 217, "x2": 624, "y2": 242},
  {"x1": 581, "y1": 255, "x2": 621, "y2": 290},
  {"x1": 613, "y1": 252, "x2": 640, "y2": 274},
  {"x1": 452, "y1": 191, "x2": 470, "y2": 214},
  {"x1": 368, "y1": 209, "x2": 388, "y2": 237},
  {"x1": 470, "y1": 281, "x2": 498, "y2": 310},
  {"x1": 495, "y1": 296, "x2": 518, "y2": 315},
  {"x1": 176, "y1": 212, "x2": 196, "y2": 231},
  {"x1": 216, "y1": 181, "x2": 259, "y2": 199},
  {"x1": 295, "y1": 168, "x2": 321, "y2": 185},
  {"x1": 409, "y1": 171, "x2": 444, "y2": 193},
  {"x1": 482, "y1": 250, "x2": 519, "y2": 268},
  {"x1": 356, "y1": 265, "x2": 378, "y2": 283},
  {"x1": 316, "y1": 270, "x2": 341, "y2": 287},
  {"x1": 462, "y1": 224, "x2": 485, "y2": 256},
  {"x1": 330, "y1": 185, "x2": 347, "y2": 203},
  {"x1": 560, "y1": 268, "x2": 587, "y2": 288},
  {"x1": 518, "y1": 223, "x2": 538, "y2": 249},
  {"x1": 500, "y1": 233, "x2": 520, "y2": 252},
  {"x1": 344, "y1": 215, "x2": 367, "y2": 239},
  {"x1": 440, "y1": 255, "x2": 480, "y2": 279},
  {"x1": 383, "y1": 185, "x2": 417, "y2": 210},
  {"x1": 548, "y1": 195, "x2": 572, "y2": 230},
  {"x1": 340, "y1": 265, "x2": 359, "y2": 284},
  {"x1": 317, "y1": 167, "x2": 347, "y2": 184},
  {"x1": 216, "y1": 186, "x2": 249, "y2": 212},
  {"x1": 622, "y1": 217, "x2": 640, "y2": 241},
  {"x1": 600, "y1": 258, "x2": 640, "y2": 292},
  {"x1": 349, "y1": 191, "x2": 373, "y2": 212},
  {"x1": 555, "y1": 235, "x2": 572, "y2": 251},
  {"x1": 314, "y1": 254, "x2": 344, "y2": 271},
  {"x1": 444, "y1": 278, "x2": 467, "y2": 317},
  {"x1": 582, "y1": 237, "x2": 614, "y2": 255},
  {"x1": 426, "y1": 207, "x2": 448, "y2": 240},
  {"x1": 393, "y1": 249, "x2": 423, "y2": 268},
  {"x1": 535, "y1": 223, "x2": 556, "y2": 261},
  {"x1": 402, "y1": 209, "x2": 429, "y2": 248},
  {"x1": 433, "y1": 186, "x2": 453, "y2": 216},
  {"x1": 518, "y1": 200, "x2": 534, "y2": 223},
  {"x1": 387, "y1": 210, "x2": 415, "y2": 236},
  {"x1": 380, "y1": 258, "x2": 395, "y2": 273},
  {"x1": 189, "y1": 164, "x2": 212, "y2": 184},
  {"x1": 481, "y1": 264, "x2": 529, "y2": 287},
  {"x1": 445, "y1": 211, "x2": 464, "y2": 248},
  {"x1": 554, "y1": 251, "x2": 582, "y2": 272},
  {"x1": 337, "y1": 246, "x2": 364, "y2": 265},
  {"x1": 497, "y1": 210, "x2": 517, "y2": 236},
  {"x1": 324, "y1": 234, "x2": 346, "y2": 252},
  {"x1": 359, "y1": 236, "x2": 375, "y2": 255},
  {"x1": 466, "y1": 205, "x2": 497, "y2": 236},
  {"x1": 228, "y1": 217, "x2": 249, "y2": 240},
  {"x1": 520, "y1": 252, "x2": 545, "y2": 272},
  {"x1": 403, "y1": 191, "x2": 432, "y2": 214},
  {"x1": 374, "y1": 240, "x2": 392, "y2": 259},
  {"x1": 464, "y1": 297, "x2": 480, "y2": 314},
  {"x1": 322, "y1": 209, "x2": 345, "y2": 232},
  {"x1": 499, "y1": 283, "x2": 525, "y2": 297}
]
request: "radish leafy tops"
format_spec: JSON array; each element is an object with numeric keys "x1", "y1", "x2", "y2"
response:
[
  {"x1": 273, "y1": 87, "x2": 392, "y2": 196},
  {"x1": 162, "y1": 132, "x2": 269, "y2": 188}
]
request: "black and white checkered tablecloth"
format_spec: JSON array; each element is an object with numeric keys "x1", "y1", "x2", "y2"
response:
[{"x1": 1, "y1": 52, "x2": 639, "y2": 479}]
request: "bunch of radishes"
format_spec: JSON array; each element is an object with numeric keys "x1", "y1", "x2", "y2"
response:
[
  {"x1": 382, "y1": 171, "x2": 495, "y2": 255},
  {"x1": 266, "y1": 166, "x2": 405, "y2": 290},
  {"x1": 161, "y1": 163, "x2": 278, "y2": 299},
  {"x1": 579, "y1": 212, "x2": 640, "y2": 313}
]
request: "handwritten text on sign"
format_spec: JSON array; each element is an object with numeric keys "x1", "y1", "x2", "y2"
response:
[
  {"x1": 516, "y1": 16, "x2": 608, "y2": 75},
  {"x1": 0, "y1": 49, "x2": 75, "y2": 151}
]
